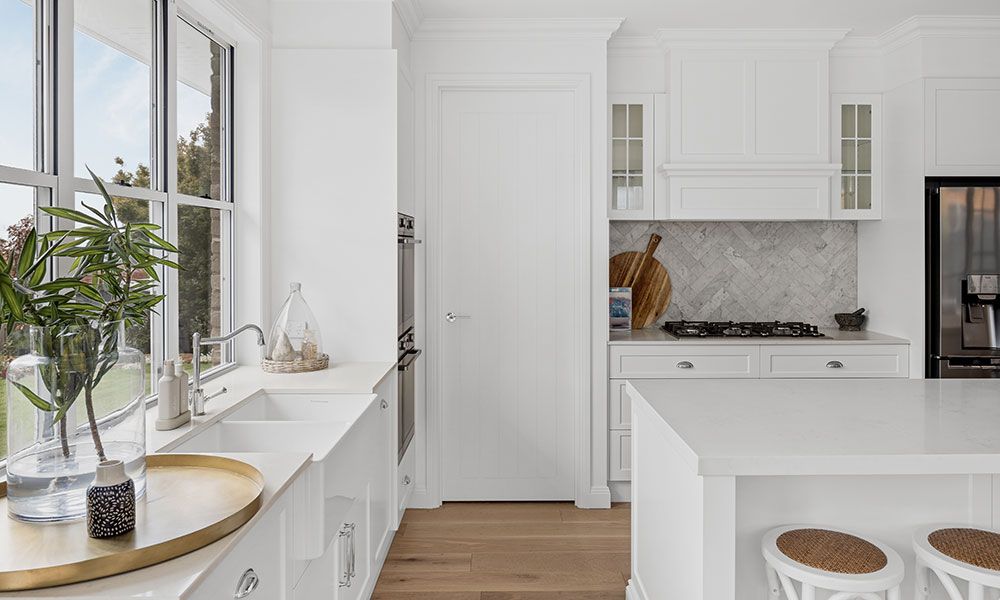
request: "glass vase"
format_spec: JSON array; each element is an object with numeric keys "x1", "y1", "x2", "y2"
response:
[
  {"x1": 5, "y1": 322, "x2": 146, "y2": 522},
  {"x1": 266, "y1": 282, "x2": 324, "y2": 363}
]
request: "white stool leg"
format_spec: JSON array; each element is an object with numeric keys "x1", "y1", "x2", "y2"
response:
[
  {"x1": 801, "y1": 583, "x2": 815, "y2": 600},
  {"x1": 887, "y1": 585, "x2": 901, "y2": 600},
  {"x1": 971, "y1": 582, "x2": 986, "y2": 600},
  {"x1": 914, "y1": 558, "x2": 930, "y2": 600},
  {"x1": 765, "y1": 563, "x2": 782, "y2": 600}
]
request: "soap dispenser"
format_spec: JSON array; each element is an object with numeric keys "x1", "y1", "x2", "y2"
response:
[{"x1": 155, "y1": 360, "x2": 190, "y2": 430}]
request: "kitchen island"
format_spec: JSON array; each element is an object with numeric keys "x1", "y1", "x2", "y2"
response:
[{"x1": 625, "y1": 378, "x2": 1000, "y2": 600}]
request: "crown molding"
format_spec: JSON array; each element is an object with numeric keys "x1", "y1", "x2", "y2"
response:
[
  {"x1": 392, "y1": 0, "x2": 424, "y2": 40},
  {"x1": 607, "y1": 34, "x2": 661, "y2": 58},
  {"x1": 831, "y1": 16, "x2": 1000, "y2": 57},
  {"x1": 413, "y1": 18, "x2": 625, "y2": 42},
  {"x1": 655, "y1": 28, "x2": 851, "y2": 51}
]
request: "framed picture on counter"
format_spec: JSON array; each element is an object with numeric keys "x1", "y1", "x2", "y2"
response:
[{"x1": 610, "y1": 287, "x2": 632, "y2": 331}]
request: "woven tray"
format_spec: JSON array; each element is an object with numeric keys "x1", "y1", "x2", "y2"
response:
[{"x1": 262, "y1": 353, "x2": 329, "y2": 373}]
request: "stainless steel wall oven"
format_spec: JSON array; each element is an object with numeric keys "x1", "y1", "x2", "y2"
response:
[{"x1": 397, "y1": 214, "x2": 421, "y2": 461}]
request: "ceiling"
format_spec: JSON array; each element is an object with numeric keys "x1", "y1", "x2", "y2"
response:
[{"x1": 415, "y1": 0, "x2": 1000, "y2": 37}]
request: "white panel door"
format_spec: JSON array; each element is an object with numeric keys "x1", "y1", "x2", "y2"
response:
[{"x1": 440, "y1": 90, "x2": 576, "y2": 500}]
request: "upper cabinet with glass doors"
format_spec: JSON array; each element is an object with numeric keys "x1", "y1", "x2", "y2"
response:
[
  {"x1": 608, "y1": 93, "x2": 667, "y2": 220},
  {"x1": 832, "y1": 95, "x2": 882, "y2": 219}
]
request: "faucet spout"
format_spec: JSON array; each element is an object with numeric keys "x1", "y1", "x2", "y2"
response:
[{"x1": 190, "y1": 324, "x2": 266, "y2": 416}]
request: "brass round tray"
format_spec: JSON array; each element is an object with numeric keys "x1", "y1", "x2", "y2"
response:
[{"x1": 0, "y1": 453, "x2": 265, "y2": 591}]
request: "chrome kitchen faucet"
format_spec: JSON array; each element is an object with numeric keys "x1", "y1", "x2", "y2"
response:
[{"x1": 190, "y1": 324, "x2": 266, "y2": 416}]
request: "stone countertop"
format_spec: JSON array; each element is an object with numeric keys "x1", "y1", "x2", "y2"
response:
[
  {"x1": 0, "y1": 451, "x2": 311, "y2": 599},
  {"x1": 628, "y1": 378, "x2": 1000, "y2": 477},
  {"x1": 609, "y1": 327, "x2": 909, "y2": 345}
]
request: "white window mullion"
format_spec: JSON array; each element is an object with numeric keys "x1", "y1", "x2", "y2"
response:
[
  {"x1": 163, "y1": 0, "x2": 181, "y2": 362},
  {"x1": 53, "y1": 0, "x2": 74, "y2": 215}
]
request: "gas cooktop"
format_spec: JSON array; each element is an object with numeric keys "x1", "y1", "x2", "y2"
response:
[{"x1": 661, "y1": 320, "x2": 825, "y2": 338}]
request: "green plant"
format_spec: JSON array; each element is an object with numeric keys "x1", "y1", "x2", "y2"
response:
[{"x1": 0, "y1": 167, "x2": 179, "y2": 460}]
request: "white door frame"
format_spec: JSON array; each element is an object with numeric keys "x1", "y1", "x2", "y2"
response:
[{"x1": 422, "y1": 73, "x2": 593, "y2": 507}]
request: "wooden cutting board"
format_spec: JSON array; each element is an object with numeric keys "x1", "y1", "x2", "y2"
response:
[{"x1": 610, "y1": 233, "x2": 672, "y2": 329}]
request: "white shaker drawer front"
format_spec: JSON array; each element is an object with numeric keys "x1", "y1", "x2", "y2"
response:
[
  {"x1": 609, "y1": 430, "x2": 631, "y2": 481},
  {"x1": 760, "y1": 344, "x2": 909, "y2": 378},
  {"x1": 609, "y1": 380, "x2": 631, "y2": 430},
  {"x1": 609, "y1": 345, "x2": 760, "y2": 378}
]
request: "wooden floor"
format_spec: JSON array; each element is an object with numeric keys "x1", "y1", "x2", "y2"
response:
[{"x1": 372, "y1": 502, "x2": 631, "y2": 600}]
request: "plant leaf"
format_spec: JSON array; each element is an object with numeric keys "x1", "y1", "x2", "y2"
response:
[{"x1": 11, "y1": 381, "x2": 55, "y2": 412}]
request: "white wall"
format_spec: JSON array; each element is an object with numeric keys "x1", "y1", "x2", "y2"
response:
[
  {"x1": 412, "y1": 28, "x2": 618, "y2": 509},
  {"x1": 270, "y1": 1, "x2": 398, "y2": 363}
]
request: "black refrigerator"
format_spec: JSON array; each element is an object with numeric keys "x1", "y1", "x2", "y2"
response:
[{"x1": 927, "y1": 179, "x2": 1000, "y2": 377}]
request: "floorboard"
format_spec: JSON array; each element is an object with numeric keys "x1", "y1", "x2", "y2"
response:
[{"x1": 373, "y1": 502, "x2": 630, "y2": 599}]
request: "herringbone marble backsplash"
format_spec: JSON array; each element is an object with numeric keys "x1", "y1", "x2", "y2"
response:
[{"x1": 610, "y1": 221, "x2": 858, "y2": 327}]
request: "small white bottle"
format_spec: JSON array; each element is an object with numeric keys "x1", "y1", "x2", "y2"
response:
[
  {"x1": 155, "y1": 360, "x2": 184, "y2": 430},
  {"x1": 174, "y1": 361, "x2": 190, "y2": 415}
]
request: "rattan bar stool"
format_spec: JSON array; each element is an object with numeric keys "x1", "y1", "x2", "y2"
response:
[
  {"x1": 913, "y1": 524, "x2": 1000, "y2": 600},
  {"x1": 763, "y1": 525, "x2": 904, "y2": 600}
]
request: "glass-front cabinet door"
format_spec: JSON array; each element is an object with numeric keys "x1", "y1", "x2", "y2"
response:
[
  {"x1": 609, "y1": 94, "x2": 655, "y2": 220},
  {"x1": 832, "y1": 94, "x2": 882, "y2": 220}
]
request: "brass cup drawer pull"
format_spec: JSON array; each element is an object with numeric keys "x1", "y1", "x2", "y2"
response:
[{"x1": 234, "y1": 568, "x2": 259, "y2": 598}]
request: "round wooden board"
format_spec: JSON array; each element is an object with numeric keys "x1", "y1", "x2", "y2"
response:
[
  {"x1": 0, "y1": 454, "x2": 264, "y2": 591},
  {"x1": 610, "y1": 251, "x2": 672, "y2": 329}
]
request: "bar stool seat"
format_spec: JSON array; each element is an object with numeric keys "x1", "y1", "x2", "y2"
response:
[
  {"x1": 913, "y1": 524, "x2": 1000, "y2": 600},
  {"x1": 763, "y1": 525, "x2": 904, "y2": 600}
]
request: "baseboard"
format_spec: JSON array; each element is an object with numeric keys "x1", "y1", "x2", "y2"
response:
[
  {"x1": 610, "y1": 481, "x2": 631, "y2": 502},
  {"x1": 408, "y1": 486, "x2": 441, "y2": 509},
  {"x1": 576, "y1": 485, "x2": 612, "y2": 509}
]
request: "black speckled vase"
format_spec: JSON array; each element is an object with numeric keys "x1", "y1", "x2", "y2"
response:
[{"x1": 86, "y1": 459, "x2": 136, "y2": 539}]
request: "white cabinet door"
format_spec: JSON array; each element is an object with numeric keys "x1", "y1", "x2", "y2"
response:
[
  {"x1": 191, "y1": 495, "x2": 293, "y2": 600},
  {"x1": 370, "y1": 377, "x2": 394, "y2": 565},
  {"x1": 396, "y1": 443, "x2": 415, "y2": 524},
  {"x1": 926, "y1": 79, "x2": 1000, "y2": 176},
  {"x1": 832, "y1": 95, "x2": 882, "y2": 220},
  {"x1": 609, "y1": 430, "x2": 632, "y2": 481},
  {"x1": 609, "y1": 380, "x2": 631, "y2": 430},
  {"x1": 440, "y1": 89, "x2": 577, "y2": 500},
  {"x1": 294, "y1": 489, "x2": 369, "y2": 600}
]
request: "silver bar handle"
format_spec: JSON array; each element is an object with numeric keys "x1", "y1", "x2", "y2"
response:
[
  {"x1": 676, "y1": 361, "x2": 694, "y2": 369},
  {"x1": 398, "y1": 349, "x2": 422, "y2": 372},
  {"x1": 398, "y1": 238, "x2": 423, "y2": 244},
  {"x1": 826, "y1": 360, "x2": 845, "y2": 369},
  {"x1": 337, "y1": 525, "x2": 352, "y2": 587}
]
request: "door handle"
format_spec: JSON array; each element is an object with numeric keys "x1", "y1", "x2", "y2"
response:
[
  {"x1": 445, "y1": 312, "x2": 471, "y2": 323},
  {"x1": 826, "y1": 360, "x2": 845, "y2": 369},
  {"x1": 398, "y1": 349, "x2": 422, "y2": 372}
]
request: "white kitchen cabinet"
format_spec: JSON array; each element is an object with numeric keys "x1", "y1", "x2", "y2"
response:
[
  {"x1": 608, "y1": 93, "x2": 668, "y2": 220},
  {"x1": 832, "y1": 95, "x2": 882, "y2": 220},
  {"x1": 609, "y1": 344, "x2": 761, "y2": 379},
  {"x1": 371, "y1": 379, "x2": 394, "y2": 563},
  {"x1": 925, "y1": 78, "x2": 1000, "y2": 176},
  {"x1": 190, "y1": 494, "x2": 294, "y2": 600},
  {"x1": 760, "y1": 344, "x2": 909, "y2": 378}
]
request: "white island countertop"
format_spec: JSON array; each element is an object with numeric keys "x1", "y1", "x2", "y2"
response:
[{"x1": 628, "y1": 378, "x2": 1000, "y2": 476}]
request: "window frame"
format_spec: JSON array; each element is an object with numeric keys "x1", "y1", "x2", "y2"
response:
[{"x1": 0, "y1": 0, "x2": 239, "y2": 411}]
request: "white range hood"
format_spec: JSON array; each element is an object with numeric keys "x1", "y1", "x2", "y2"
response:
[{"x1": 657, "y1": 28, "x2": 849, "y2": 220}]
